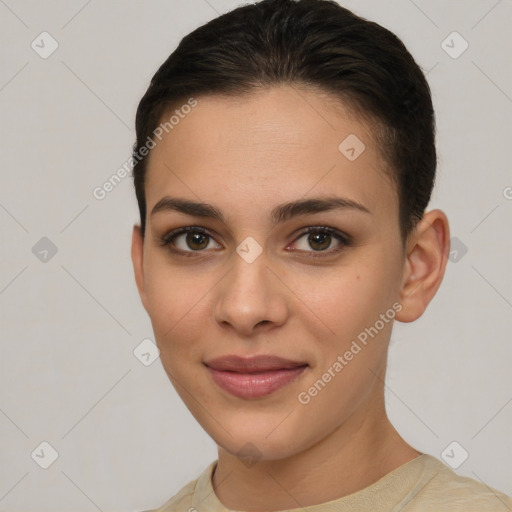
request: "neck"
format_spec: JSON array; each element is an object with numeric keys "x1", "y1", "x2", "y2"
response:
[{"x1": 212, "y1": 398, "x2": 420, "y2": 511}]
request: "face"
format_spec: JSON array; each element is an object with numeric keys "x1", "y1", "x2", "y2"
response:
[{"x1": 132, "y1": 85, "x2": 408, "y2": 461}]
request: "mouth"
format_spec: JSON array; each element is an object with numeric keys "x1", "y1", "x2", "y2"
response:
[{"x1": 204, "y1": 355, "x2": 309, "y2": 399}]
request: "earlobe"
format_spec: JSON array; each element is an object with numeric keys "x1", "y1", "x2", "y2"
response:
[
  {"x1": 131, "y1": 225, "x2": 149, "y2": 312},
  {"x1": 395, "y1": 209, "x2": 450, "y2": 323}
]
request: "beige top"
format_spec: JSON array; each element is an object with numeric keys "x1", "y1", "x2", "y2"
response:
[{"x1": 144, "y1": 454, "x2": 512, "y2": 512}]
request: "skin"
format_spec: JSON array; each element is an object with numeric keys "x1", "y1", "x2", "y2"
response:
[{"x1": 131, "y1": 85, "x2": 450, "y2": 511}]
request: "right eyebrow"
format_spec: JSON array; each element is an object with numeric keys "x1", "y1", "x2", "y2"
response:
[{"x1": 151, "y1": 197, "x2": 224, "y2": 221}]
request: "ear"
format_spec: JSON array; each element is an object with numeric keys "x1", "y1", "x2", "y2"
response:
[
  {"x1": 395, "y1": 209, "x2": 450, "y2": 323},
  {"x1": 131, "y1": 224, "x2": 149, "y2": 313}
]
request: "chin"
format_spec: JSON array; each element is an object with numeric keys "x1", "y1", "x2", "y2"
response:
[{"x1": 205, "y1": 411, "x2": 310, "y2": 462}]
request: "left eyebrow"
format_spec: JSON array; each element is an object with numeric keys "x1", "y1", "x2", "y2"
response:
[
  {"x1": 271, "y1": 197, "x2": 371, "y2": 225},
  {"x1": 150, "y1": 196, "x2": 371, "y2": 226}
]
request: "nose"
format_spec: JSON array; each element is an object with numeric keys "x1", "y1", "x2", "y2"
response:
[{"x1": 212, "y1": 248, "x2": 289, "y2": 337}]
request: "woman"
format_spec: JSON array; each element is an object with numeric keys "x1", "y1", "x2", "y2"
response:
[{"x1": 130, "y1": 0, "x2": 512, "y2": 510}]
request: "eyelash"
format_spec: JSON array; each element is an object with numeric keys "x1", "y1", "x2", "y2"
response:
[{"x1": 159, "y1": 225, "x2": 351, "y2": 259}]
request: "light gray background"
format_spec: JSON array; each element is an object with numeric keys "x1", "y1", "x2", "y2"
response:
[{"x1": 1, "y1": 1, "x2": 511, "y2": 511}]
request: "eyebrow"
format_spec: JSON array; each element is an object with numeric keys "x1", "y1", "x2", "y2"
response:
[{"x1": 150, "y1": 195, "x2": 371, "y2": 225}]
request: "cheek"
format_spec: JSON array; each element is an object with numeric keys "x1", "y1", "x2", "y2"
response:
[
  {"x1": 143, "y1": 256, "x2": 212, "y2": 355},
  {"x1": 291, "y1": 259, "x2": 397, "y2": 342},
  {"x1": 292, "y1": 262, "x2": 397, "y2": 422}
]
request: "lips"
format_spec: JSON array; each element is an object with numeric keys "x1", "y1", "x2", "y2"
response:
[{"x1": 204, "y1": 355, "x2": 309, "y2": 399}]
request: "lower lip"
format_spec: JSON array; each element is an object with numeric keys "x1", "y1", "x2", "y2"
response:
[{"x1": 206, "y1": 365, "x2": 308, "y2": 399}]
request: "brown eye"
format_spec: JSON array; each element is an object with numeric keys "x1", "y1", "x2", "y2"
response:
[
  {"x1": 307, "y1": 232, "x2": 332, "y2": 251},
  {"x1": 185, "y1": 232, "x2": 210, "y2": 250},
  {"x1": 161, "y1": 227, "x2": 221, "y2": 253},
  {"x1": 290, "y1": 226, "x2": 350, "y2": 257}
]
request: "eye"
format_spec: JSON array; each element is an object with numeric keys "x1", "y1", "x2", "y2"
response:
[
  {"x1": 290, "y1": 226, "x2": 350, "y2": 256},
  {"x1": 160, "y1": 225, "x2": 351, "y2": 258},
  {"x1": 160, "y1": 226, "x2": 221, "y2": 254}
]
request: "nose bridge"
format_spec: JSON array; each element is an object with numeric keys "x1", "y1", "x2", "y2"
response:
[
  {"x1": 213, "y1": 244, "x2": 288, "y2": 333},
  {"x1": 225, "y1": 246, "x2": 273, "y2": 306}
]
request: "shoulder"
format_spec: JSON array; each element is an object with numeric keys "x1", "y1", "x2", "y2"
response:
[
  {"x1": 402, "y1": 454, "x2": 512, "y2": 511},
  {"x1": 140, "y1": 461, "x2": 217, "y2": 512}
]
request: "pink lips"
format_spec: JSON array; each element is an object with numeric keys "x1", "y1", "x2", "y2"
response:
[{"x1": 204, "y1": 355, "x2": 308, "y2": 399}]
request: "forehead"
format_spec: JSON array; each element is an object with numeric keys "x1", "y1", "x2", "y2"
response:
[{"x1": 144, "y1": 85, "x2": 397, "y2": 223}]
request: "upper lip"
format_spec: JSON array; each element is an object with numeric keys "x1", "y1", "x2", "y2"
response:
[{"x1": 204, "y1": 355, "x2": 308, "y2": 373}]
